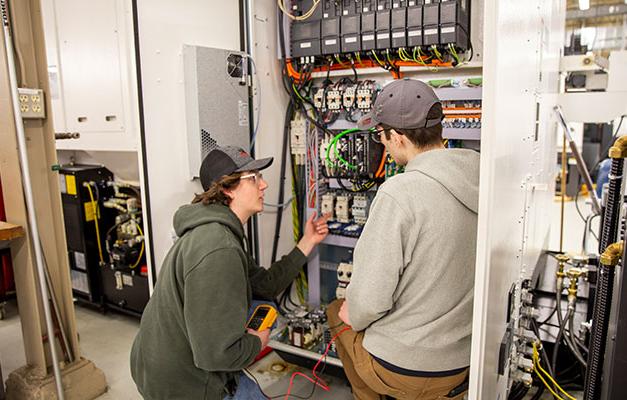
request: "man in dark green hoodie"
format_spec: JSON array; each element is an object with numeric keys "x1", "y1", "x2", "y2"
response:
[{"x1": 130, "y1": 146, "x2": 330, "y2": 399}]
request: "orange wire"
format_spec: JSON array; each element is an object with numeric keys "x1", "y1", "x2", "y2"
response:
[{"x1": 375, "y1": 152, "x2": 387, "y2": 178}]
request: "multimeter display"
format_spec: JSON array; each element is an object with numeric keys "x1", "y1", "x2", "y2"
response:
[{"x1": 246, "y1": 305, "x2": 277, "y2": 331}]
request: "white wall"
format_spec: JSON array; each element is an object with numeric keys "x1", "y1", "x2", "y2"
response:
[
  {"x1": 136, "y1": 0, "x2": 243, "y2": 269},
  {"x1": 469, "y1": 0, "x2": 565, "y2": 398},
  {"x1": 251, "y1": 2, "x2": 298, "y2": 268}
]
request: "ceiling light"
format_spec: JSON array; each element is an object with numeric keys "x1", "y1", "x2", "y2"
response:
[{"x1": 579, "y1": 0, "x2": 590, "y2": 11}]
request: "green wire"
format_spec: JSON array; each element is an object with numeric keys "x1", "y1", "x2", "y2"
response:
[
  {"x1": 449, "y1": 44, "x2": 461, "y2": 64},
  {"x1": 325, "y1": 128, "x2": 360, "y2": 171},
  {"x1": 431, "y1": 45, "x2": 443, "y2": 61},
  {"x1": 371, "y1": 50, "x2": 385, "y2": 67},
  {"x1": 292, "y1": 83, "x2": 307, "y2": 103},
  {"x1": 386, "y1": 49, "x2": 394, "y2": 65}
]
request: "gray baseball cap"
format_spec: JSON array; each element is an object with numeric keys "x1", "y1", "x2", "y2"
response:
[
  {"x1": 199, "y1": 146, "x2": 273, "y2": 191},
  {"x1": 357, "y1": 78, "x2": 443, "y2": 130}
]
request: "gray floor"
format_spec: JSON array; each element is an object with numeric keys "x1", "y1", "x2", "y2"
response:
[
  {"x1": 0, "y1": 299, "x2": 352, "y2": 400},
  {"x1": 0, "y1": 198, "x2": 591, "y2": 399}
]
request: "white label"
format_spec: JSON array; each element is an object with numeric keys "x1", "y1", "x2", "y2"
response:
[
  {"x1": 392, "y1": 31, "x2": 406, "y2": 38},
  {"x1": 408, "y1": 30, "x2": 423, "y2": 37},
  {"x1": 59, "y1": 174, "x2": 67, "y2": 194},
  {"x1": 409, "y1": 1, "x2": 416, "y2": 5},
  {"x1": 345, "y1": 36, "x2": 358, "y2": 44},
  {"x1": 377, "y1": 33, "x2": 390, "y2": 40},
  {"x1": 74, "y1": 252, "x2": 86, "y2": 271},
  {"x1": 441, "y1": 26, "x2": 456, "y2": 34},
  {"x1": 300, "y1": 42, "x2": 312, "y2": 49},
  {"x1": 378, "y1": 5, "x2": 383, "y2": 10},
  {"x1": 363, "y1": 7, "x2": 369, "y2": 12},
  {"x1": 425, "y1": 28, "x2": 439, "y2": 35},
  {"x1": 393, "y1": 2, "x2": 399, "y2": 7},
  {"x1": 363, "y1": 34, "x2": 375, "y2": 42},
  {"x1": 323, "y1": 13, "x2": 329, "y2": 18},
  {"x1": 325, "y1": 39, "x2": 337, "y2": 46},
  {"x1": 70, "y1": 270, "x2": 89, "y2": 294},
  {"x1": 343, "y1": 10, "x2": 348, "y2": 15},
  {"x1": 123, "y1": 274, "x2": 134, "y2": 287}
]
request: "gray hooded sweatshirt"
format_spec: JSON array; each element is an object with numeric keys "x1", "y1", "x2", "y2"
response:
[{"x1": 346, "y1": 148, "x2": 480, "y2": 372}]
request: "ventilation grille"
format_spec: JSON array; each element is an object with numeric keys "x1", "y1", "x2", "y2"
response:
[{"x1": 201, "y1": 128, "x2": 218, "y2": 159}]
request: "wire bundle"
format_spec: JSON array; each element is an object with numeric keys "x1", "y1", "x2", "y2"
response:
[
  {"x1": 277, "y1": 0, "x2": 320, "y2": 21},
  {"x1": 532, "y1": 342, "x2": 577, "y2": 400}
]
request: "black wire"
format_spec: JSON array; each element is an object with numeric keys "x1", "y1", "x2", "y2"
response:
[
  {"x1": 589, "y1": 115, "x2": 626, "y2": 178},
  {"x1": 530, "y1": 385, "x2": 545, "y2": 400}
]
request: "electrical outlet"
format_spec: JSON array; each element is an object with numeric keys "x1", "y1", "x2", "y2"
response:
[{"x1": 18, "y1": 88, "x2": 46, "y2": 119}]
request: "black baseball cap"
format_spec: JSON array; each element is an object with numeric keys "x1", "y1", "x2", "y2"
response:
[
  {"x1": 358, "y1": 78, "x2": 443, "y2": 130},
  {"x1": 199, "y1": 146, "x2": 273, "y2": 191}
]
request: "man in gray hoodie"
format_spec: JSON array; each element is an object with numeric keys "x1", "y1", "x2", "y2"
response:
[{"x1": 327, "y1": 79, "x2": 480, "y2": 400}]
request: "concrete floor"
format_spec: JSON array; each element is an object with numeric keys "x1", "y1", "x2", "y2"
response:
[
  {"x1": 0, "y1": 299, "x2": 352, "y2": 400},
  {"x1": 0, "y1": 197, "x2": 592, "y2": 399}
]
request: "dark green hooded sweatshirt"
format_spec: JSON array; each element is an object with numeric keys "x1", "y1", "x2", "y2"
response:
[{"x1": 130, "y1": 203, "x2": 306, "y2": 399}]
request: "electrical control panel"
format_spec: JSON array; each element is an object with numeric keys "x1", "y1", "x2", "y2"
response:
[{"x1": 288, "y1": 0, "x2": 471, "y2": 60}]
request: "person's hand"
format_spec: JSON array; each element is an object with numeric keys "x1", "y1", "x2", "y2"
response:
[
  {"x1": 338, "y1": 300, "x2": 351, "y2": 326},
  {"x1": 297, "y1": 212, "x2": 331, "y2": 256},
  {"x1": 247, "y1": 328, "x2": 271, "y2": 349}
]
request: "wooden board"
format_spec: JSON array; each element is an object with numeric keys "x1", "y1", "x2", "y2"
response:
[{"x1": 0, "y1": 221, "x2": 25, "y2": 242}]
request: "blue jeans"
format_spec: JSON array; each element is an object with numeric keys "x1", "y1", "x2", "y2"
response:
[{"x1": 223, "y1": 372, "x2": 268, "y2": 400}]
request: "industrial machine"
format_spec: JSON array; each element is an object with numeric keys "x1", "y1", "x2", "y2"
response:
[{"x1": 59, "y1": 164, "x2": 148, "y2": 316}]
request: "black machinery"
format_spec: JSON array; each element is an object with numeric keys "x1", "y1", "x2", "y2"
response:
[{"x1": 59, "y1": 164, "x2": 149, "y2": 316}]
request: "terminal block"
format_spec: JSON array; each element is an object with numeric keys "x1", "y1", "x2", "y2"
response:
[
  {"x1": 336, "y1": 262, "x2": 353, "y2": 299},
  {"x1": 326, "y1": 89, "x2": 343, "y2": 111},
  {"x1": 321, "y1": 193, "x2": 336, "y2": 219},
  {"x1": 314, "y1": 88, "x2": 326, "y2": 109},
  {"x1": 351, "y1": 195, "x2": 371, "y2": 225},
  {"x1": 356, "y1": 87, "x2": 374, "y2": 109},
  {"x1": 343, "y1": 86, "x2": 356, "y2": 109},
  {"x1": 290, "y1": 115, "x2": 308, "y2": 164},
  {"x1": 335, "y1": 195, "x2": 352, "y2": 223}
]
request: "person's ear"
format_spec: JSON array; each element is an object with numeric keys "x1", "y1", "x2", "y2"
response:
[
  {"x1": 389, "y1": 129, "x2": 403, "y2": 146},
  {"x1": 222, "y1": 188, "x2": 235, "y2": 201}
]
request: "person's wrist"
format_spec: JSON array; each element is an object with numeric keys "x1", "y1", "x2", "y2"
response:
[{"x1": 297, "y1": 238, "x2": 315, "y2": 256}]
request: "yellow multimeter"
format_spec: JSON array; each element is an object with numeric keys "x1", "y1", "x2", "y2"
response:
[{"x1": 246, "y1": 305, "x2": 278, "y2": 331}]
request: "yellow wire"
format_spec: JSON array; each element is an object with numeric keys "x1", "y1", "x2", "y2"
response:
[
  {"x1": 371, "y1": 50, "x2": 385, "y2": 67},
  {"x1": 355, "y1": 52, "x2": 362, "y2": 65},
  {"x1": 398, "y1": 48, "x2": 410, "y2": 62},
  {"x1": 131, "y1": 221, "x2": 145, "y2": 269},
  {"x1": 532, "y1": 342, "x2": 577, "y2": 400},
  {"x1": 431, "y1": 45, "x2": 443, "y2": 61},
  {"x1": 385, "y1": 49, "x2": 394, "y2": 65},
  {"x1": 85, "y1": 183, "x2": 105, "y2": 264}
]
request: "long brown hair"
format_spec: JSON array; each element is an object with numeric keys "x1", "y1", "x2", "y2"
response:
[{"x1": 192, "y1": 172, "x2": 244, "y2": 205}]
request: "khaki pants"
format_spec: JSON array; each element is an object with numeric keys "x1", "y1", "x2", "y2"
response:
[{"x1": 326, "y1": 300, "x2": 467, "y2": 400}]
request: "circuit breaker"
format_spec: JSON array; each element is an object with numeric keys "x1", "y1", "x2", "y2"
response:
[{"x1": 287, "y1": 0, "x2": 470, "y2": 58}]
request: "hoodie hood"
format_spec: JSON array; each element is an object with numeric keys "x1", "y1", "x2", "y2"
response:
[
  {"x1": 405, "y1": 148, "x2": 480, "y2": 214},
  {"x1": 173, "y1": 203, "x2": 245, "y2": 240}
]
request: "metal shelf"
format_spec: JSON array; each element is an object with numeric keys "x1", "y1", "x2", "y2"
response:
[
  {"x1": 322, "y1": 234, "x2": 358, "y2": 248},
  {"x1": 269, "y1": 340, "x2": 343, "y2": 368},
  {"x1": 443, "y1": 128, "x2": 481, "y2": 141}
]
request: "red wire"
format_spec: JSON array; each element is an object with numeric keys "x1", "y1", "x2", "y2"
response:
[{"x1": 283, "y1": 326, "x2": 351, "y2": 400}]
